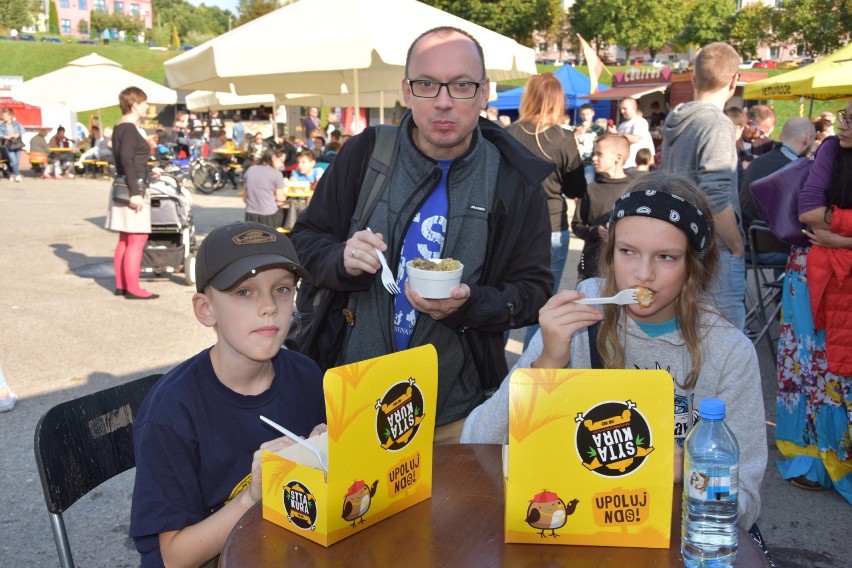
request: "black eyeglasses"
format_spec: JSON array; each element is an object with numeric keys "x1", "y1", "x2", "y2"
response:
[
  {"x1": 406, "y1": 79, "x2": 484, "y2": 99},
  {"x1": 839, "y1": 110, "x2": 851, "y2": 128}
]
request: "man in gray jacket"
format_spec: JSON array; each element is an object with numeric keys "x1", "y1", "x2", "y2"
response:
[{"x1": 660, "y1": 42, "x2": 745, "y2": 330}]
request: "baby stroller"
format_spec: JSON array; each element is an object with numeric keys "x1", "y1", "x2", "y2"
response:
[{"x1": 141, "y1": 176, "x2": 197, "y2": 286}]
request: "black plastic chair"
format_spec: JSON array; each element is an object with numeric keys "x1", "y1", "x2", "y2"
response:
[
  {"x1": 744, "y1": 222, "x2": 789, "y2": 357},
  {"x1": 33, "y1": 374, "x2": 162, "y2": 568}
]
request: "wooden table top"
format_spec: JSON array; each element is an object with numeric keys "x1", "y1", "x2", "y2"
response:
[{"x1": 221, "y1": 444, "x2": 768, "y2": 567}]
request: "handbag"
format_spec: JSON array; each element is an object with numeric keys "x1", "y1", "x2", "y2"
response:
[
  {"x1": 749, "y1": 156, "x2": 812, "y2": 247},
  {"x1": 110, "y1": 176, "x2": 132, "y2": 206},
  {"x1": 5, "y1": 137, "x2": 24, "y2": 151}
]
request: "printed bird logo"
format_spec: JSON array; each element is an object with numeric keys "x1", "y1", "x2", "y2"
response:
[
  {"x1": 342, "y1": 479, "x2": 379, "y2": 528},
  {"x1": 525, "y1": 490, "x2": 580, "y2": 538}
]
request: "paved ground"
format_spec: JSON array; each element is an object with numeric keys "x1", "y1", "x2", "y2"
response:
[{"x1": 0, "y1": 175, "x2": 847, "y2": 567}]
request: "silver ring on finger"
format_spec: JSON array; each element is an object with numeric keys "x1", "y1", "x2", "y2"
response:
[{"x1": 351, "y1": 249, "x2": 356, "y2": 258}]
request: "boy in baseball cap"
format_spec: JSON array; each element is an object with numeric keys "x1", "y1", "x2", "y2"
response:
[{"x1": 130, "y1": 221, "x2": 326, "y2": 567}]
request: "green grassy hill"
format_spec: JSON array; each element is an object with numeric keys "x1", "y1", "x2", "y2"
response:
[{"x1": 0, "y1": 40, "x2": 176, "y2": 125}]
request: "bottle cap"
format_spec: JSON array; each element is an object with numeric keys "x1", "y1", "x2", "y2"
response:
[{"x1": 699, "y1": 398, "x2": 726, "y2": 420}]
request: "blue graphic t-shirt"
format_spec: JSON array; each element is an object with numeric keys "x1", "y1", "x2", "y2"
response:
[{"x1": 393, "y1": 160, "x2": 451, "y2": 351}]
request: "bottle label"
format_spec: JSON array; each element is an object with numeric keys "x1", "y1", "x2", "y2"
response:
[{"x1": 686, "y1": 465, "x2": 738, "y2": 501}]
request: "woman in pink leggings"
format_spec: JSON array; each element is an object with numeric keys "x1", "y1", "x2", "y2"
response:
[{"x1": 105, "y1": 87, "x2": 158, "y2": 299}]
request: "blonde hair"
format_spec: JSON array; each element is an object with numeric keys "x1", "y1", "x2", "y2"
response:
[
  {"x1": 516, "y1": 73, "x2": 568, "y2": 160},
  {"x1": 596, "y1": 173, "x2": 719, "y2": 390},
  {"x1": 595, "y1": 134, "x2": 630, "y2": 163},
  {"x1": 694, "y1": 43, "x2": 740, "y2": 93}
]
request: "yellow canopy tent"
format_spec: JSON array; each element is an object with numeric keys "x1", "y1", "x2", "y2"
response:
[{"x1": 743, "y1": 43, "x2": 852, "y2": 102}]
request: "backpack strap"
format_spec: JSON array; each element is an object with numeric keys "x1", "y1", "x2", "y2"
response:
[
  {"x1": 348, "y1": 124, "x2": 400, "y2": 236},
  {"x1": 587, "y1": 322, "x2": 604, "y2": 369}
]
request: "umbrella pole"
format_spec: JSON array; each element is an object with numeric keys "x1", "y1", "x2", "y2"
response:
[
  {"x1": 354, "y1": 68, "x2": 361, "y2": 134},
  {"x1": 808, "y1": 97, "x2": 814, "y2": 118},
  {"x1": 380, "y1": 91, "x2": 385, "y2": 125}
]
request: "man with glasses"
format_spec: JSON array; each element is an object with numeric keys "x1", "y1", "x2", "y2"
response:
[
  {"x1": 661, "y1": 41, "x2": 747, "y2": 331},
  {"x1": 292, "y1": 26, "x2": 554, "y2": 442},
  {"x1": 739, "y1": 104, "x2": 777, "y2": 167}
]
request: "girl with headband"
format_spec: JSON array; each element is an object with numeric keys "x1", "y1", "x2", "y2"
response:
[{"x1": 461, "y1": 172, "x2": 767, "y2": 534}]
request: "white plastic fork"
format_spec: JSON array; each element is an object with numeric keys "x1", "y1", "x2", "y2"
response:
[
  {"x1": 260, "y1": 415, "x2": 328, "y2": 472},
  {"x1": 573, "y1": 288, "x2": 639, "y2": 305},
  {"x1": 366, "y1": 227, "x2": 400, "y2": 294}
]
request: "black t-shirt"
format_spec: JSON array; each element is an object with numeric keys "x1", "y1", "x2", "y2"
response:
[{"x1": 130, "y1": 347, "x2": 326, "y2": 567}]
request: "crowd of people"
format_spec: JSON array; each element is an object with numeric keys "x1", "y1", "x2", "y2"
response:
[{"x1": 1, "y1": 24, "x2": 847, "y2": 568}]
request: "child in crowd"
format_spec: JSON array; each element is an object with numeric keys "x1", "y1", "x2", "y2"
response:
[
  {"x1": 633, "y1": 147, "x2": 653, "y2": 175},
  {"x1": 571, "y1": 134, "x2": 631, "y2": 280},
  {"x1": 290, "y1": 149, "x2": 324, "y2": 190},
  {"x1": 461, "y1": 172, "x2": 767, "y2": 531},
  {"x1": 130, "y1": 221, "x2": 326, "y2": 567}
]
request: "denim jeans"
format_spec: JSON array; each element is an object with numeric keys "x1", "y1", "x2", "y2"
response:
[
  {"x1": 714, "y1": 249, "x2": 746, "y2": 331},
  {"x1": 523, "y1": 230, "x2": 569, "y2": 349},
  {"x1": 5, "y1": 148, "x2": 20, "y2": 175}
]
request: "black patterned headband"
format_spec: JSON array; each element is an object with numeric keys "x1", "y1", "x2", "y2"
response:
[{"x1": 606, "y1": 190, "x2": 712, "y2": 259}]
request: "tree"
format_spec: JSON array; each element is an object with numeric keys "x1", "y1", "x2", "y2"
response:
[
  {"x1": 236, "y1": 0, "x2": 276, "y2": 26},
  {"x1": 569, "y1": 0, "x2": 625, "y2": 50},
  {"x1": 48, "y1": 0, "x2": 59, "y2": 34},
  {"x1": 170, "y1": 23, "x2": 179, "y2": 48},
  {"x1": 0, "y1": 0, "x2": 40, "y2": 31},
  {"x1": 420, "y1": 0, "x2": 564, "y2": 46},
  {"x1": 727, "y1": 3, "x2": 772, "y2": 59},
  {"x1": 773, "y1": 0, "x2": 845, "y2": 55},
  {"x1": 619, "y1": 0, "x2": 686, "y2": 59},
  {"x1": 678, "y1": 0, "x2": 735, "y2": 48},
  {"x1": 153, "y1": 0, "x2": 232, "y2": 39},
  {"x1": 77, "y1": 17, "x2": 89, "y2": 35}
]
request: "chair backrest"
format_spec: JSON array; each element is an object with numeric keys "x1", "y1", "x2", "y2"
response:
[
  {"x1": 749, "y1": 221, "x2": 791, "y2": 258},
  {"x1": 34, "y1": 373, "x2": 162, "y2": 515}
]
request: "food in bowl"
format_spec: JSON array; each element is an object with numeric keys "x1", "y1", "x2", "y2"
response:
[
  {"x1": 634, "y1": 286, "x2": 655, "y2": 308},
  {"x1": 410, "y1": 258, "x2": 462, "y2": 271},
  {"x1": 406, "y1": 258, "x2": 464, "y2": 299}
]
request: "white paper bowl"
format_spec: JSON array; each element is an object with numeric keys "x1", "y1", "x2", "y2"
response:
[{"x1": 406, "y1": 260, "x2": 463, "y2": 299}]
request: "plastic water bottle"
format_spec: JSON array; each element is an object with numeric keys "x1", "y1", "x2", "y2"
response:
[{"x1": 681, "y1": 398, "x2": 739, "y2": 567}]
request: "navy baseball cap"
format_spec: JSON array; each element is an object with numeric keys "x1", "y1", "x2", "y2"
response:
[{"x1": 195, "y1": 222, "x2": 310, "y2": 292}]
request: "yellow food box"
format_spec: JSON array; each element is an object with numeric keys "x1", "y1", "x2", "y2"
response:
[
  {"x1": 261, "y1": 345, "x2": 437, "y2": 546},
  {"x1": 505, "y1": 368, "x2": 674, "y2": 547}
]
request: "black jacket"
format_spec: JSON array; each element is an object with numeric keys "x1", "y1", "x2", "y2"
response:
[{"x1": 292, "y1": 116, "x2": 554, "y2": 423}]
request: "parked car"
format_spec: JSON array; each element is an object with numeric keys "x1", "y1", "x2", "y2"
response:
[
  {"x1": 777, "y1": 59, "x2": 802, "y2": 69},
  {"x1": 630, "y1": 57, "x2": 645, "y2": 66},
  {"x1": 78, "y1": 39, "x2": 97, "y2": 45},
  {"x1": 649, "y1": 58, "x2": 667, "y2": 68},
  {"x1": 17, "y1": 33, "x2": 36, "y2": 41},
  {"x1": 754, "y1": 59, "x2": 777, "y2": 69},
  {"x1": 739, "y1": 60, "x2": 758, "y2": 69},
  {"x1": 40, "y1": 37, "x2": 62, "y2": 43},
  {"x1": 798, "y1": 57, "x2": 818, "y2": 67},
  {"x1": 0, "y1": 35, "x2": 15, "y2": 41},
  {"x1": 179, "y1": 44, "x2": 195, "y2": 51}
]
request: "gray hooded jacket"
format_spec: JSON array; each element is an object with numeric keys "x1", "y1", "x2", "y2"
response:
[{"x1": 660, "y1": 101, "x2": 740, "y2": 229}]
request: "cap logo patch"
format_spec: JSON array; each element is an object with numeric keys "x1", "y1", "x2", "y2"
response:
[{"x1": 232, "y1": 229, "x2": 277, "y2": 245}]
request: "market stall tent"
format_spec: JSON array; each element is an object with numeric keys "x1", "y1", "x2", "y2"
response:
[
  {"x1": 491, "y1": 64, "x2": 610, "y2": 120},
  {"x1": 743, "y1": 43, "x2": 852, "y2": 101}
]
